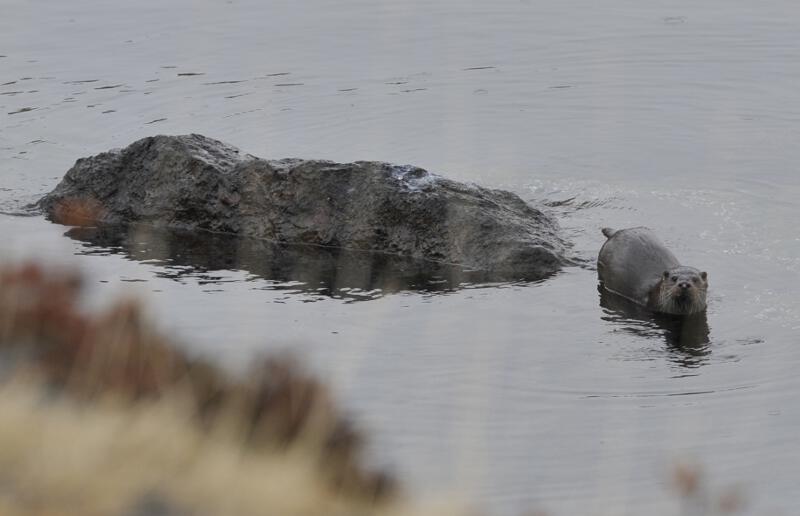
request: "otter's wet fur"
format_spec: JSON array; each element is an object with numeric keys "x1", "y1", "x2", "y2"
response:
[{"x1": 598, "y1": 227, "x2": 708, "y2": 315}]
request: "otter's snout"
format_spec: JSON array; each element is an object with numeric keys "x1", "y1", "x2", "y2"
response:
[{"x1": 678, "y1": 282, "x2": 691, "y2": 290}]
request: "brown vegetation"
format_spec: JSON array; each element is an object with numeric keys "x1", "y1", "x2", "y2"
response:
[{"x1": 0, "y1": 262, "x2": 470, "y2": 516}]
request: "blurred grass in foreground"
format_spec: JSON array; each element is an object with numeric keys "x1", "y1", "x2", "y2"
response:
[{"x1": 0, "y1": 262, "x2": 470, "y2": 516}]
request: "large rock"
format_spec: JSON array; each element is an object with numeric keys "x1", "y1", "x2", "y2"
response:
[{"x1": 39, "y1": 134, "x2": 568, "y2": 279}]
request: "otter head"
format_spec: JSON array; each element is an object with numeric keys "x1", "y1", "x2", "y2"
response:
[{"x1": 654, "y1": 266, "x2": 708, "y2": 315}]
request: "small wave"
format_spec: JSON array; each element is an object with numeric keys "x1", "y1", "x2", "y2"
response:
[{"x1": 0, "y1": 198, "x2": 42, "y2": 217}]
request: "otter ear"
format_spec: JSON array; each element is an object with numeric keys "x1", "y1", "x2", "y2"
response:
[
  {"x1": 663, "y1": 270, "x2": 670, "y2": 279},
  {"x1": 700, "y1": 271, "x2": 707, "y2": 281}
]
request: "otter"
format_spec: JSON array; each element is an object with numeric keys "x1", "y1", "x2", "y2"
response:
[{"x1": 597, "y1": 227, "x2": 708, "y2": 315}]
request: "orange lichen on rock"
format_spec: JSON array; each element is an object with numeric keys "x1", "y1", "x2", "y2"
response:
[{"x1": 49, "y1": 196, "x2": 106, "y2": 226}]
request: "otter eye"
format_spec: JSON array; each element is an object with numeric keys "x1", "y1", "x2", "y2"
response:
[{"x1": 670, "y1": 275, "x2": 678, "y2": 282}]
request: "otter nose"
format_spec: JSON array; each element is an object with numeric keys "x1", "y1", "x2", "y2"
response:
[{"x1": 678, "y1": 282, "x2": 691, "y2": 289}]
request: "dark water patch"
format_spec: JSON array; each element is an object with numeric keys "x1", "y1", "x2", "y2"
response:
[
  {"x1": 259, "y1": 72, "x2": 290, "y2": 77},
  {"x1": 102, "y1": 109, "x2": 116, "y2": 114},
  {"x1": 94, "y1": 84, "x2": 123, "y2": 90},
  {"x1": 8, "y1": 107, "x2": 35, "y2": 115},
  {"x1": 177, "y1": 72, "x2": 205, "y2": 76},
  {"x1": 64, "y1": 79, "x2": 99, "y2": 84},
  {"x1": 28, "y1": 139, "x2": 46, "y2": 144},
  {"x1": 549, "y1": 85, "x2": 572, "y2": 89},
  {"x1": 2, "y1": 81, "x2": 17, "y2": 86},
  {"x1": 338, "y1": 88, "x2": 358, "y2": 92},
  {"x1": 62, "y1": 224, "x2": 545, "y2": 303},
  {"x1": 541, "y1": 196, "x2": 578, "y2": 207},
  {"x1": 145, "y1": 79, "x2": 159, "y2": 83},
  {"x1": 0, "y1": 203, "x2": 43, "y2": 217},
  {"x1": 275, "y1": 82, "x2": 304, "y2": 87},
  {"x1": 542, "y1": 196, "x2": 616, "y2": 211},
  {"x1": 160, "y1": 65, "x2": 177, "y2": 69},
  {"x1": 463, "y1": 66, "x2": 495, "y2": 71},
  {"x1": 26, "y1": 90, "x2": 38, "y2": 93},
  {"x1": 19, "y1": 77, "x2": 33, "y2": 81},
  {"x1": 223, "y1": 108, "x2": 262, "y2": 118},
  {"x1": 224, "y1": 93, "x2": 251, "y2": 99},
  {"x1": 204, "y1": 80, "x2": 248, "y2": 85},
  {"x1": 561, "y1": 254, "x2": 597, "y2": 271},
  {"x1": 145, "y1": 118, "x2": 167, "y2": 124},
  {"x1": 582, "y1": 384, "x2": 754, "y2": 399},
  {"x1": 385, "y1": 81, "x2": 408, "y2": 85},
  {"x1": 582, "y1": 390, "x2": 714, "y2": 399},
  {"x1": 663, "y1": 16, "x2": 688, "y2": 24},
  {"x1": 0, "y1": 91, "x2": 23, "y2": 96},
  {"x1": 401, "y1": 88, "x2": 426, "y2": 93},
  {"x1": 737, "y1": 337, "x2": 764, "y2": 346}
]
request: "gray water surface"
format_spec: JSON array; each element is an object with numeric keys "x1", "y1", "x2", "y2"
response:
[{"x1": 2, "y1": 1, "x2": 800, "y2": 514}]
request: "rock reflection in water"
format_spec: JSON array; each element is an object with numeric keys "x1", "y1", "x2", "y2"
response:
[
  {"x1": 598, "y1": 285, "x2": 711, "y2": 368},
  {"x1": 65, "y1": 224, "x2": 526, "y2": 302}
]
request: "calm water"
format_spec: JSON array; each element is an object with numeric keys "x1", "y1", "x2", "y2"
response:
[{"x1": 2, "y1": 1, "x2": 800, "y2": 514}]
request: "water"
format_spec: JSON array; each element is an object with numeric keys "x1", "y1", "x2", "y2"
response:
[{"x1": 2, "y1": 0, "x2": 800, "y2": 514}]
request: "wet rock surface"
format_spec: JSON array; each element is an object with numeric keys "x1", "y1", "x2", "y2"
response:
[{"x1": 39, "y1": 134, "x2": 568, "y2": 279}]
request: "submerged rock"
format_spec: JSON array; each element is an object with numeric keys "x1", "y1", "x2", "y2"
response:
[{"x1": 39, "y1": 134, "x2": 568, "y2": 279}]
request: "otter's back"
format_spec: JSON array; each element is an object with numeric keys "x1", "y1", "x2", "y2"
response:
[{"x1": 597, "y1": 227, "x2": 680, "y2": 304}]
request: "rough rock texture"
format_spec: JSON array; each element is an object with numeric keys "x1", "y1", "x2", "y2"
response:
[{"x1": 39, "y1": 134, "x2": 567, "y2": 279}]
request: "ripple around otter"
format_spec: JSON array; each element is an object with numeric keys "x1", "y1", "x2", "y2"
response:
[
  {"x1": 64, "y1": 224, "x2": 547, "y2": 303},
  {"x1": 598, "y1": 285, "x2": 713, "y2": 368}
]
